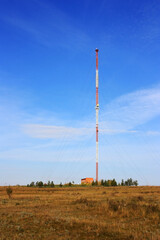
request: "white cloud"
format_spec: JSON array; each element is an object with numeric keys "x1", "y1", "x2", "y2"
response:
[
  {"x1": 22, "y1": 85, "x2": 160, "y2": 139},
  {"x1": 1, "y1": 1, "x2": 90, "y2": 50},
  {"x1": 22, "y1": 124, "x2": 94, "y2": 139},
  {"x1": 146, "y1": 131, "x2": 160, "y2": 136},
  {"x1": 100, "y1": 85, "x2": 160, "y2": 133}
]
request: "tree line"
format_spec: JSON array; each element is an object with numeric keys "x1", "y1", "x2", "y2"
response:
[
  {"x1": 27, "y1": 178, "x2": 138, "y2": 188},
  {"x1": 27, "y1": 181, "x2": 56, "y2": 188},
  {"x1": 92, "y1": 178, "x2": 138, "y2": 186}
]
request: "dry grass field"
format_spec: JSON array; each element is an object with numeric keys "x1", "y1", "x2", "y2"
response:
[{"x1": 0, "y1": 186, "x2": 160, "y2": 240}]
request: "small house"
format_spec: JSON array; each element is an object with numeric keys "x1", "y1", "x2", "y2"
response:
[{"x1": 81, "y1": 178, "x2": 93, "y2": 184}]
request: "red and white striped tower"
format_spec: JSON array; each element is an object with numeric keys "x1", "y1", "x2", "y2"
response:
[{"x1": 95, "y1": 48, "x2": 99, "y2": 182}]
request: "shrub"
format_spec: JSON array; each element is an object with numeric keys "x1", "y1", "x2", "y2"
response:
[
  {"x1": 108, "y1": 200, "x2": 119, "y2": 211},
  {"x1": 6, "y1": 187, "x2": 13, "y2": 199}
]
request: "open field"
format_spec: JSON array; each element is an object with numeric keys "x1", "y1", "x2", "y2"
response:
[{"x1": 0, "y1": 186, "x2": 160, "y2": 240}]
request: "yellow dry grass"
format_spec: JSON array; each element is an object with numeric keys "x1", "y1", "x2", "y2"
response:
[{"x1": 0, "y1": 186, "x2": 160, "y2": 239}]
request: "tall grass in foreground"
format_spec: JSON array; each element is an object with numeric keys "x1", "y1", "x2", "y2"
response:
[{"x1": 0, "y1": 186, "x2": 160, "y2": 239}]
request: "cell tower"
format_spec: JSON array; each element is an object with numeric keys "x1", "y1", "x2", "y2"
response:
[{"x1": 95, "y1": 49, "x2": 99, "y2": 182}]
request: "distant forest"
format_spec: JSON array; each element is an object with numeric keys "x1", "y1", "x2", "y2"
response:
[{"x1": 27, "y1": 178, "x2": 138, "y2": 188}]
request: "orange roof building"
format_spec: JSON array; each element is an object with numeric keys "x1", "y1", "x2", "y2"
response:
[{"x1": 81, "y1": 178, "x2": 93, "y2": 184}]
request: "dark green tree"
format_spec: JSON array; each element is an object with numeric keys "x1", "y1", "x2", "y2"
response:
[
  {"x1": 124, "y1": 178, "x2": 138, "y2": 186},
  {"x1": 38, "y1": 181, "x2": 43, "y2": 187},
  {"x1": 111, "y1": 179, "x2": 117, "y2": 186},
  {"x1": 133, "y1": 180, "x2": 138, "y2": 186},
  {"x1": 101, "y1": 179, "x2": 104, "y2": 186},
  {"x1": 92, "y1": 180, "x2": 98, "y2": 186},
  {"x1": 50, "y1": 181, "x2": 55, "y2": 187},
  {"x1": 36, "y1": 181, "x2": 39, "y2": 187},
  {"x1": 30, "y1": 181, "x2": 35, "y2": 187},
  {"x1": 121, "y1": 179, "x2": 124, "y2": 186}
]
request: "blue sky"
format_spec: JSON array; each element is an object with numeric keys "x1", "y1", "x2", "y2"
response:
[{"x1": 0, "y1": 0, "x2": 160, "y2": 185}]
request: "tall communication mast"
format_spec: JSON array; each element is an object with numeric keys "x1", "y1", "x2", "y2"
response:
[{"x1": 95, "y1": 49, "x2": 99, "y2": 182}]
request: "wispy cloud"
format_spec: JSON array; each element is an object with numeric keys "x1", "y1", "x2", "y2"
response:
[
  {"x1": 22, "y1": 124, "x2": 94, "y2": 139},
  {"x1": 100, "y1": 85, "x2": 160, "y2": 133},
  {"x1": 21, "y1": 85, "x2": 160, "y2": 139},
  {"x1": 1, "y1": 1, "x2": 90, "y2": 50},
  {"x1": 146, "y1": 131, "x2": 160, "y2": 136}
]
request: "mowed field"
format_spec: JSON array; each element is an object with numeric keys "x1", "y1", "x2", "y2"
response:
[{"x1": 0, "y1": 186, "x2": 160, "y2": 240}]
